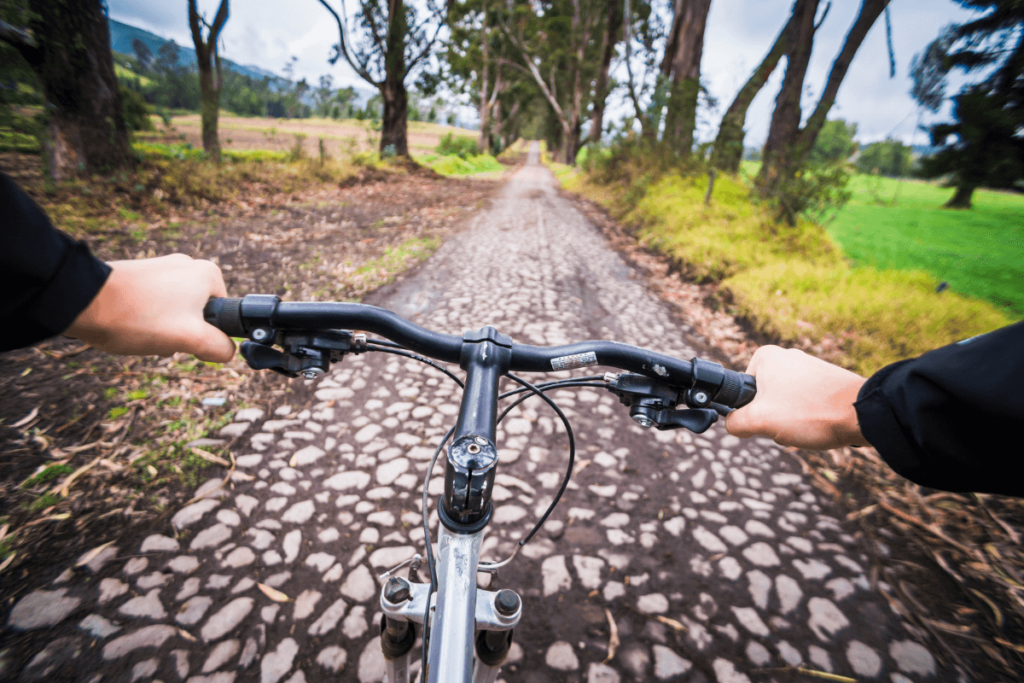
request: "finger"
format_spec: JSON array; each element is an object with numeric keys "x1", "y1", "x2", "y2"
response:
[
  {"x1": 190, "y1": 325, "x2": 236, "y2": 363},
  {"x1": 196, "y1": 260, "x2": 228, "y2": 298}
]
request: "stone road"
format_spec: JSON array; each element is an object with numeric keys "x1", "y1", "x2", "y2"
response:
[{"x1": 2, "y1": 145, "x2": 942, "y2": 683}]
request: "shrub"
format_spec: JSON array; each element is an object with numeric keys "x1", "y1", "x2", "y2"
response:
[
  {"x1": 435, "y1": 132, "x2": 479, "y2": 160},
  {"x1": 855, "y1": 139, "x2": 914, "y2": 178},
  {"x1": 120, "y1": 85, "x2": 154, "y2": 132},
  {"x1": 759, "y1": 161, "x2": 853, "y2": 226}
]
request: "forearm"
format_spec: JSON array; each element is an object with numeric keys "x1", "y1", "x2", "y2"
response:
[
  {"x1": 0, "y1": 172, "x2": 111, "y2": 351},
  {"x1": 854, "y1": 322, "x2": 1024, "y2": 497}
]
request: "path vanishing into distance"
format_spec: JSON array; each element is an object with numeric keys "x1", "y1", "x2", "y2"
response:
[{"x1": 2, "y1": 144, "x2": 943, "y2": 683}]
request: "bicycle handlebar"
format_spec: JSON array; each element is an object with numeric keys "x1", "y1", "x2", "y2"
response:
[{"x1": 205, "y1": 295, "x2": 756, "y2": 409}]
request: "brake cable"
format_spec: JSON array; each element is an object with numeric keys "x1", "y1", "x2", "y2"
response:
[
  {"x1": 365, "y1": 340, "x2": 465, "y2": 389},
  {"x1": 476, "y1": 373, "x2": 577, "y2": 574},
  {"x1": 497, "y1": 378, "x2": 609, "y2": 424}
]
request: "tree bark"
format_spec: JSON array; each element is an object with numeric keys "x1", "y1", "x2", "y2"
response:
[
  {"x1": 189, "y1": 0, "x2": 229, "y2": 162},
  {"x1": 791, "y1": 0, "x2": 890, "y2": 164},
  {"x1": 479, "y1": 21, "x2": 490, "y2": 152},
  {"x1": 587, "y1": 0, "x2": 623, "y2": 145},
  {"x1": 757, "y1": 0, "x2": 890, "y2": 197},
  {"x1": 945, "y1": 184, "x2": 974, "y2": 209},
  {"x1": 2, "y1": 0, "x2": 131, "y2": 179},
  {"x1": 756, "y1": 0, "x2": 820, "y2": 194},
  {"x1": 660, "y1": 0, "x2": 712, "y2": 155},
  {"x1": 711, "y1": 3, "x2": 796, "y2": 173},
  {"x1": 380, "y1": 0, "x2": 410, "y2": 156}
]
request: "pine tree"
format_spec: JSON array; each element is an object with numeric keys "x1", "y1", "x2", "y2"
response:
[{"x1": 912, "y1": 0, "x2": 1024, "y2": 208}]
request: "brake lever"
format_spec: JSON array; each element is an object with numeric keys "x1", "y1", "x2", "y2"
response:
[
  {"x1": 239, "y1": 330, "x2": 367, "y2": 379},
  {"x1": 605, "y1": 372, "x2": 723, "y2": 434}
]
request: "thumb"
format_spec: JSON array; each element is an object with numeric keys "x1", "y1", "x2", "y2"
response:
[
  {"x1": 724, "y1": 405, "x2": 756, "y2": 439},
  {"x1": 188, "y1": 322, "x2": 236, "y2": 363}
]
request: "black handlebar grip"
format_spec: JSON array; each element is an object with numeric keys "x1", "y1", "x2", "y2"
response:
[
  {"x1": 204, "y1": 297, "x2": 246, "y2": 337},
  {"x1": 714, "y1": 369, "x2": 757, "y2": 408}
]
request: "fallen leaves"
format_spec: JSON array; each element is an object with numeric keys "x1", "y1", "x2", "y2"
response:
[
  {"x1": 75, "y1": 540, "x2": 116, "y2": 567},
  {"x1": 602, "y1": 608, "x2": 619, "y2": 663},
  {"x1": 654, "y1": 615, "x2": 688, "y2": 632},
  {"x1": 190, "y1": 447, "x2": 230, "y2": 467},
  {"x1": 257, "y1": 583, "x2": 291, "y2": 602},
  {"x1": 12, "y1": 406, "x2": 40, "y2": 428}
]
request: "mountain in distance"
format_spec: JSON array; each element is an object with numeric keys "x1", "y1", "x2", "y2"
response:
[
  {"x1": 107, "y1": 18, "x2": 374, "y2": 106},
  {"x1": 109, "y1": 19, "x2": 276, "y2": 82}
]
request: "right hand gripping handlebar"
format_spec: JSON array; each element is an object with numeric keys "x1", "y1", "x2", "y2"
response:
[{"x1": 204, "y1": 295, "x2": 756, "y2": 415}]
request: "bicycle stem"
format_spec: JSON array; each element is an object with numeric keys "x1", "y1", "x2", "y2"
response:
[{"x1": 441, "y1": 327, "x2": 512, "y2": 531}]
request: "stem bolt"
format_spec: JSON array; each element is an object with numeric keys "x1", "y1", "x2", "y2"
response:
[
  {"x1": 301, "y1": 368, "x2": 325, "y2": 380},
  {"x1": 252, "y1": 328, "x2": 269, "y2": 342},
  {"x1": 693, "y1": 392, "x2": 708, "y2": 404},
  {"x1": 495, "y1": 589, "x2": 520, "y2": 616},
  {"x1": 384, "y1": 576, "x2": 411, "y2": 604}
]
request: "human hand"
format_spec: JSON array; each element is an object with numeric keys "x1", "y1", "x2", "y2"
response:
[
  {"x1": 724, "y1": 345, "x2": 869, "y2": 451},
  {"x1": 64, "y1": 254, "x2": 235, "y2": 362}
]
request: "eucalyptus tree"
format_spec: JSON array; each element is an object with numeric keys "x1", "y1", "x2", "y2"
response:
[
  {"x1": 446, "y1": 0, "x2": 520, "y2": 152},
  {"x1": 620, "y1": 0, "x2": 668, "y2": 138},
  {"x1": 317, "y1": 0, "x2": 449, "y2": 156},
  {"x1": 499, "y1": 0, "x2": 605, "y2": 162},
  {"x1": 0, "y1": 0, "x2": 131, "y2": 178},
  {"x1": 188, "y1": 0, "x2": 229, "y2": 161},
  {"x1": 711, "y1": 0, "x2": 804, "y2": 173},
  {"x1": 659, "y1": 0, "x2": 711, "y2": 156},
  {"x1": 757, "y1": 0, "x2": 892, "y2": 196},
  {"x1": 586, "y1": 0, "x2": 624, "y2": 145}
]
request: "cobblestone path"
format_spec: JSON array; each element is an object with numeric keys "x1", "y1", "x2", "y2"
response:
[{"x1": 3, "y1": 146, "x2": 942, "y2": 683}]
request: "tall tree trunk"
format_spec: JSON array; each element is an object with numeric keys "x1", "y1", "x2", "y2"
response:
[
  {"x1": 711, "y1": 2, "x2": 795, "y2": 173},
  {"x1": 493, "y1": 99, "x2": 503, "y2": 153},
  {"x1": 189, "y1": 0, "x2": 229, "y2": 162},
  {"x1": 2, "y1": 0, "x2": 131, "y2": 179},
  {"x1": 660, "y1": 0, "x2": 712, "y2": 155},
  {"x1": 478, "y1": 21, "x2": 490, "y2": 152},
  {"x1": 790, "y1": 0, "x2": 889, "y2": 164},
  {"x1": 756, "y1": 0, "x2": 819, "y2": 194},
  {"x1": 945, "y1": 184, "x2": 974, "y2": 209},
  {"x1": 381, "y1": 0, "x2": 409, "y2": 156},
  {"x1": 380, "y1": 79, "x2": 409, "y2": 156},
  {"x1": 587, "y1": 0, "x2": 623, "y2": 145}
]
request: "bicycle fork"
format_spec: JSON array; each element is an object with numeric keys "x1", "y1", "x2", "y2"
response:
[{"x1": 379, "y1": 526, "x2": 522, "y2": 683}]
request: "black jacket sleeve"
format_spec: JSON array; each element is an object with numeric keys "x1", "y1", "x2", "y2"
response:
[
  {"x1": 854, "y1": 321, "x2": 1024, "y2": 497},
  {"x1": 0, "y1": 171, "x2": 111, "y2": 352}
]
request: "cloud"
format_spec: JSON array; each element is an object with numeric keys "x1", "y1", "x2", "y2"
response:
[
  {"x1": 108, "y1": 0, "x2": 981, "y2": 144},
  {"x1": 698, "y1": 0, "x2": 978, "y2": 147}
]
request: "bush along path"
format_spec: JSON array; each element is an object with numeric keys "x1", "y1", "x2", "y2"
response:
[{"x1": 2, "y1": 149, "x2": 951, "y2": 682}]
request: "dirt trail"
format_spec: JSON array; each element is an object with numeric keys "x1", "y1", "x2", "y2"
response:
[{"x1": 1, "y1": 145, "x2": 943, "y2": 682}]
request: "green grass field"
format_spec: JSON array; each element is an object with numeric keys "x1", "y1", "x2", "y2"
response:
[{"x1": 828, "y1": 175, "x2": 1024, "y2": 317}]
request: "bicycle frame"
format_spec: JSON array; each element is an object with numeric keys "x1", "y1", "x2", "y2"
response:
[{"x1": 378, "y1": 327, "x2": 518, "y2": 683}]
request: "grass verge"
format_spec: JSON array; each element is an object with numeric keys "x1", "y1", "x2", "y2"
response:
[
  {"x1": 828, "y1": 175, "x2": 1024, "y2": 318},
  {"x1": 419, "y1": 153, "x2": 504, "y2": 176},
  {"x1": 562, "y1": 169, "x2": 1016, "y2": 376}
]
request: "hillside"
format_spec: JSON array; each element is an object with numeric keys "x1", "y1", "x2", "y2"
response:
[{"x1": 109, "y1": 19, "x2": 276, "y2": 83}]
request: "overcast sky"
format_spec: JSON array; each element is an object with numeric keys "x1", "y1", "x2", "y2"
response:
[{"x1": 108, "y1": 0, "x2": 979, "y2": 146}]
